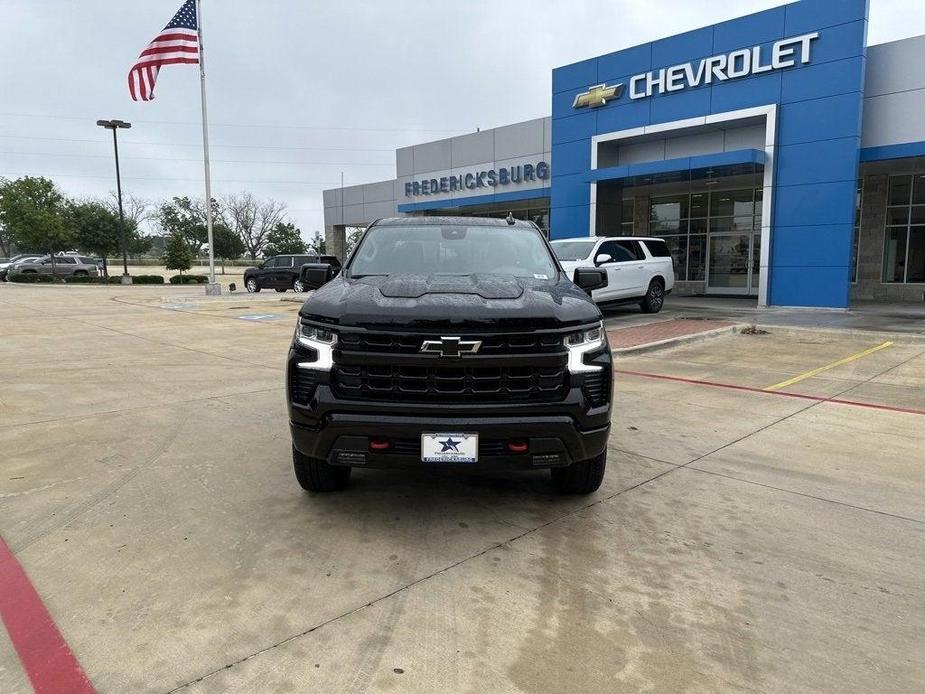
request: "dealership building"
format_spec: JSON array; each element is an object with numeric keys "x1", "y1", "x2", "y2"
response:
[{"x1": 323, "y1": 0, "x2": 925, "y2": 307}]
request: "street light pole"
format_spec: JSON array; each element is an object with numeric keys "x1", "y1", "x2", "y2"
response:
[{"x1": 96, "y1": 119, "x2": 132, "y2": 284}]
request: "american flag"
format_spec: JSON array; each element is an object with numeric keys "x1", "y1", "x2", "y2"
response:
[{"x1": 128, "y1": 0, "x2": 199, "y2": 102}]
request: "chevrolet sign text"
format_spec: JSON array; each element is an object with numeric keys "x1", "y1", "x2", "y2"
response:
[{"x1": 629, "y1": 32, "x2": 819, "y2": 99}]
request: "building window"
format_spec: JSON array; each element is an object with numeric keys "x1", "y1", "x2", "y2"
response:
[
  {"x1": 621, "y1": 199, "x2": 634, "y2": 236},
  {"x1": 883, "y1": 174, "x2": 925, "y2": 284},
  {"x1": 649, "y1": 188, "x2": 761, "y2": 281},
  {"x1": 852, "y1": 179, "x2": 862, "y2": 283}
]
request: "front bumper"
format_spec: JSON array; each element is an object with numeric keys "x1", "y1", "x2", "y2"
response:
[
  {"x1": 287, "y1": 347, "x2": 612, "y2": 470},
  {"x1": 290, "y1": 411, "x2": 610, "y2": 469}
]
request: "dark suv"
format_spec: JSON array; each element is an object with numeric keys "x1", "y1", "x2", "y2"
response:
[
  {"x1": 244, "y1": 254, "x2": 340, "y2": 293},
  {"x1": 286, "y1": 217, "x2": 613, "y2": 494}
]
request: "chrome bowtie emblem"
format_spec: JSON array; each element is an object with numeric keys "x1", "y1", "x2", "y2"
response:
[
  {"x1": 573, "y1": 83, "x2": 624, "y2": 108},
  {"x1": 420, "y1": 336, "x2": 482, "y2": 358}
]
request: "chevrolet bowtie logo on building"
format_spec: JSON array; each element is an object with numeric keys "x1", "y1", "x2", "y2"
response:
[
  {"x1": 420, "y1": 336, "x2": 482, "y2": 358},
  {"x1": 573, "y1": 83, "x2": 624, "y2": 109}
]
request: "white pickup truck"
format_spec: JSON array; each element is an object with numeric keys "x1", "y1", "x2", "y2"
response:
[{"x1": 552, "y1": 236, "x2": 675, "y2": 313}]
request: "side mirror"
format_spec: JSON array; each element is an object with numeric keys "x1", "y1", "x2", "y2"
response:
[
  {"x1": 594, "y1": 253, "x2": 613, "y2": 266},
  {"x1": 573, "y1": 267, "x2": 608, "y2": 295},
  {"x1": 301, "y1": 263, "x2": 337, "y2": 289}
]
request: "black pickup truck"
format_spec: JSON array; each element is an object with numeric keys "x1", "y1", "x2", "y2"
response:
[
  {"x1": 286, "y1": 216, "x2": 612, "y2": 494},
  {"x1": 244, "y1": 254, "x2": 340, "y2": 293}
]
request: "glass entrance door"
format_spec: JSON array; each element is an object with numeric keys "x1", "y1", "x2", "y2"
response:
[{"x1": 707, "y1": 232, "x2": 760, "y2": 295}]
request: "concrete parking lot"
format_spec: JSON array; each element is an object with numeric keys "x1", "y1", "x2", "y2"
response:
[{"x1": 1, "y1": 284, "x2": 923, "y2": 693}]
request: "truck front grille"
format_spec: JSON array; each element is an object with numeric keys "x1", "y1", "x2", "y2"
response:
[
  {"x1": 331, "y1": 363, "x2": 567, "y2": 403},
  {"x1": 338, "y1": 331, "x2": 565, "y2": 355}
]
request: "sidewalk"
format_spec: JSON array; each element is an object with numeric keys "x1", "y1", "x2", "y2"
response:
[
  {"x1": 606, "y1": 318, "x2": 738, "y2": 355},
  {"x1": 602, "y1": 297, "x2": 925, "y2": 336}
]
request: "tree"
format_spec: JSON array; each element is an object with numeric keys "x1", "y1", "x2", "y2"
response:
[
  {"x1": 263, "y1": 221, "x2": 306, "y2": 257},
  {"x1": 68, "y1": 201, "x2": 125, "y2": 277},
  {"x1": 308, "y1": 230, "x2": 326, "y2": 254},
  {"x1": 345, "y1": 226, "x2": 366, "y2": 256},
  {"x1": 0, "y1": 177, "x2": 71, "y2": 270},
  {"x1": 223, "y1": 192, "x2": 286, "y2": 260},
  {"x1": 0, "y1": 179, "x2": 11, "y2": 257},
  {"x1": 211, "y1": 223, "x2": 245, "y2": 274},
  {"x1": 163, "y1": 231, "x2": 193, "y2": 275},
  {"x1": 0, "y1": 217, "x2": 10, "y2": 258},
  {"x1": 105, "y1": 192, "x2": 152, "y2": 233},
  {"x1": 157, "y1": 196, "x2": 220, "y2": 255}
]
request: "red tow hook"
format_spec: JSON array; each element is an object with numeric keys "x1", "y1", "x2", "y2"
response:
[
  {"x1": 506, "y1": 440, "x2": 529, "y2": 454},
  {"x1": 369, "y1": 437, "x2": 391, "y2": 452}
]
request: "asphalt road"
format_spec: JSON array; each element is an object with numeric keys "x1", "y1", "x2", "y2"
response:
[{"x1": 1, "y1": 284, "x2": 923, "y2": 693}]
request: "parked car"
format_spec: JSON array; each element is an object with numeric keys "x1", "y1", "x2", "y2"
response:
[
  {"x1": 287, "y1": 216, "x2": 612, "y2": 494},
  {"x1": 244, "y1": 254, "x2": 341, "y2": 293},
  {"x1": 0, "y1": 254, "x2": 42, "y2": 281},
  {"x1": 551, "y1": 236, "x2": 675, "y2": 313},
  {"x1": 8, "y1": 254, "x2": 100, "y2": 279}
]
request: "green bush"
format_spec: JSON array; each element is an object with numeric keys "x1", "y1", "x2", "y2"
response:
[
  {"x1": 65, "y1": 275, "x2": 102, "y2": 284},
  {"x1": 9, "y1": 273, "x2": 54, "y2": 283},
  {"x1": 107, "y1": 275, "x2": 124, "y2": 284},
  {"x1": 133, "y1": 274, "x2": 165, "y2": 284},
  {"x1": 169, "y1": 274, "x2": 209, "y2": 285}
]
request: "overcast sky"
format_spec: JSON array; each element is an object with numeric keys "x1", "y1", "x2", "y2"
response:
[{"x1": 2, "y1": 0, "x2": 923, "y2": 238}]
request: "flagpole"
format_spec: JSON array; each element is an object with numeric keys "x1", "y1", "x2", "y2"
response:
[{"x1": 196, "y1": 0, "x2": 218, "y2": 293}]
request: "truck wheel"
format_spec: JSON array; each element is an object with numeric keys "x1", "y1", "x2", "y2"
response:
[
  {"x1": 245, "y1": 278, "x2": 260, "y2": 293},
  {"x1": 550, "y1": 452, "x2": 606, "y2": 494},
  {"x1": 293, "y1": 278, "x2": 307, "y2": 293},
  {"x1": 292, "y1": 445, "x2": 351, "y2": 492},
  {"x1": 639, "y1": 279, "x2": 665, "y2": 314}
]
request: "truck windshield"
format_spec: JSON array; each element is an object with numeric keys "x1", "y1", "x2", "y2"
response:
[
  {"x1": 551, "y1": 240, "x2": 596, "y2": 261},
  {"x1": 349, "y1": 224, "x2": 559, "y2": 279}
]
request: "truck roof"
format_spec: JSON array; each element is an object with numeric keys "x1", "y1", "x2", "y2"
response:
[{"x1": 372, "y1": 216, "x2": 539, "y2": 230}]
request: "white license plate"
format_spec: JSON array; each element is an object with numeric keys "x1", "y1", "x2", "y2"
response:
[{"x1": 421, "y1": 433, "x2": 478, "y2": 463}]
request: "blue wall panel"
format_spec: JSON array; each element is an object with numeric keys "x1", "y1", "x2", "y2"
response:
[
  {"x1": 775, "y1": 138, "x2": 861, "y2": 186},
  {"x1": 709, "y1": 71, "x2": 782, "y2": 114},
  {"x1": 771, "y1": 224, "x2": 854, "y2": 268},
  {"x1": 784, "y1": 0, "x2": 869, "y2": 35},
  {"x1": 549, "y1": 0, "x2": 869, "y2": 307},
  {"x1": 773, "y1": 180, "x2": 857, "y2": 227},
  {"x1": 780, "y1": 56, "x2": 865, "y2": 103},
  {"x1": 554, "y1": 140, "x2": 592, "y2": 177},
  {"x1": 651, "y1": 26, "x2": 714, "y2": 66},
  {"x1": 712, "y1": 7, "x2": 786, "y2": 52},
  {"x1": 550, "y1": 205, "x2": 590, "y2": 239},
  {"x1": 770, "y1": 266, "x2": 853, "y2": 307},
  {"x1": 596, "y1": 43, "x2": 651, "y2": 84},
  {"x1": 776, "y1": 92, "x2": 863, "y2": 145},
  {"x1": 650, "y1": 87, "x2": 711, "y2": 123},
  {"x1": 595, "y1": 100, "x2": 650, "y2": 133}
]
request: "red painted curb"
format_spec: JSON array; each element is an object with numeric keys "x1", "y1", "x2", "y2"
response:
[
  {"x1": 614, "y1": 369, "x2": 925, "y2": 416},
  {"x1": 0, "y1": 536, "x2": 95, "y2": 694}
]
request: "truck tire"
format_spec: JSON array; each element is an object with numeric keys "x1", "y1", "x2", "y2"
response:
[
  {"x1": 550, "y1": 451, "x2": 606, "y2": 494},
  {"x1": 245, "y1": 277, "x2": 260, "y2": 293},
  {"x1": 639, "y1": 279, "x2": 665, "y2": 314},
  {"x1": 292, "y1": 445, "x2": 351, "y2": 492}
]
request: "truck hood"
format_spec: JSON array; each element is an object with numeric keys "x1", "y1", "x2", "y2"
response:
[{"x1": 300, "y1": 273, "x2": 601, "y2": 331}]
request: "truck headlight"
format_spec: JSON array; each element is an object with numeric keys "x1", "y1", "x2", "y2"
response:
[
  {"x1": 294, "y1": 322, "x2": 337, "y2": 370},
  {"x1": 564, "y1": 322, "x2": 605, "y2": 373}
]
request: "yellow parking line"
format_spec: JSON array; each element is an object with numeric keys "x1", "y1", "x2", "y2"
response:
[{"x1": 764, "y1": 341, "x2": 894, "y2": 391}]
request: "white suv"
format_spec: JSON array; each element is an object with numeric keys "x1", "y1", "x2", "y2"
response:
[{"x1": 552, "y1": 236, "x2": 675, "y2": 313}]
